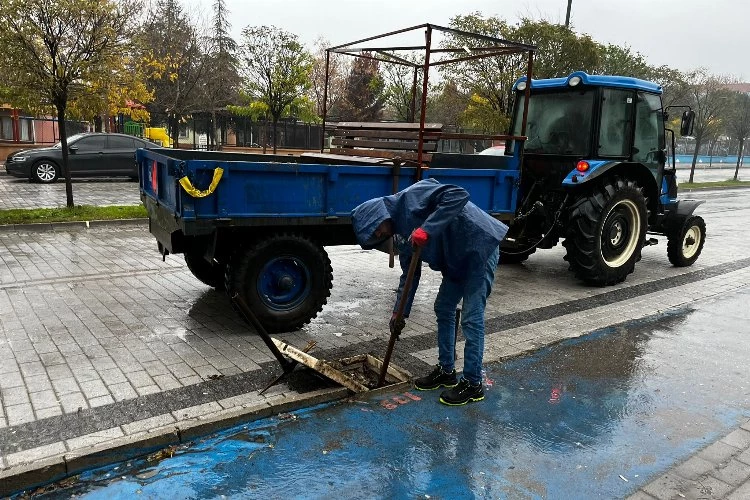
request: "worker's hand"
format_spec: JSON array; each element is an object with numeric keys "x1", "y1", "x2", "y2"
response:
[
  {"x1": 410, "y1": 227, "x2": 429, "y2": 247},
  {"x1": 389, "y1": 313, "x2": 406, "y2": 337}
]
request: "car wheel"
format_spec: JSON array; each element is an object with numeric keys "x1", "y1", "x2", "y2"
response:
[{"x1": 32, "y1": 160, "x2": 59, "y2": 183}]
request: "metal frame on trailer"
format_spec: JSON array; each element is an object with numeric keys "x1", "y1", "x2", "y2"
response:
[{"x1": 320, "y1": 23, "x2": 537, "y2": 178}]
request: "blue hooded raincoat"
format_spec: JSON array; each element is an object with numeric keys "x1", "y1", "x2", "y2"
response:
[{"x1": 351, "y1": 178, "x2": 509, "y2": 315}]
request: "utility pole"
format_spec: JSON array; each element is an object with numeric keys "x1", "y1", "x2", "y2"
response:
[{"x1": 565, "y1": 0, "x2": 572, "y2": 28}]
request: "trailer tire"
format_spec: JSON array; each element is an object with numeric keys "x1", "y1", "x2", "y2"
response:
[
  {"x1": 184, "y1": 253, "x2": 226, "y2": 290},
  {"x1": 667, "y1": 215, "x2": 705, "y2": 267},
  {"x1": 226, "y1": 234, "x2": 333, "y2": 333},
  {"x1": 563, "y1": 177, "x2": 647, "y2": 286}
]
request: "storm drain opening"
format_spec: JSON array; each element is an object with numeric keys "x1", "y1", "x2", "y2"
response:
[{"x1": 271, "y1": 338, "x2": 411, "y2": 393}]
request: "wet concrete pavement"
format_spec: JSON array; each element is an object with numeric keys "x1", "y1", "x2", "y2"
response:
[
  {"x1": 48, "y1": 286, "x2": 750, "y2": 499},
  {"x1": 1, "y1": 185, "x2": 749, "y2": 497}
]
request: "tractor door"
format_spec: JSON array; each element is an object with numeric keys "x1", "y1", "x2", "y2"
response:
[{"x1": 632, "y1": 92, "x2": 666, "y2": 191}]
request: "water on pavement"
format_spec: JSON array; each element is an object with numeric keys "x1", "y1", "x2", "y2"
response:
[{"x1": 30, "y1": 287, "x2": 750, "y2": 499}]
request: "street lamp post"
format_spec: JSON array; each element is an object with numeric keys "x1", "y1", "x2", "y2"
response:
[{"x1": 565, "y1": 0, "x2": 573, "y2": 28}]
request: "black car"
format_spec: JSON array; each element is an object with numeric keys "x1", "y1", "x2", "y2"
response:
[{"x1": 4, "y1": 133, "x2": 157, "y2": 183}]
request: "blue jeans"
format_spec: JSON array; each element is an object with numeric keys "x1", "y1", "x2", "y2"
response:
[{"x1": 434, "y1": 247, "x2": 499, "y2": 385}]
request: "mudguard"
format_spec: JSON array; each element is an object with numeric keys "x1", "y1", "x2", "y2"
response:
[
  {"x1": 561, "y1": 160, "x2": 618, "y2": 186},
  {"x1": 670, "y1": 199, "x2": 705, "y2": 216}
]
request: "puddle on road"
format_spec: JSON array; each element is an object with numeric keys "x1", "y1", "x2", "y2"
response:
[{"x1": 27, "y1": 287, "x2": 750, "y2": 499}]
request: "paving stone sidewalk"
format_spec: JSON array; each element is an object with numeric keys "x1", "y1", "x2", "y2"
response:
[
  {"x1": 629, "y1": 420, "x2": 750, "y2": 500},
  {"x1": 0, "y1": 173, "x2": 140, "y2": 209}
]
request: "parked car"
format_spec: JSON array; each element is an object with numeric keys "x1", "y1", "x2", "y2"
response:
[
  {"x1": 4, "y1": 133, "x2": 158, "y2": 183},
  {"x1": 478, "y1": 145, "x2": 506, "y2": 156}
]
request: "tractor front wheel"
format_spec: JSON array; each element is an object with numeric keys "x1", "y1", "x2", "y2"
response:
[
  {"x1": 226, "y1": 234, "x2": 333, "y2": 333},
  {"x1": 667, "y1": 215, "x2": 705, "y2": 267},
  {"x1": 563, "y1": 177, "x2": 648, "y2": 286}
]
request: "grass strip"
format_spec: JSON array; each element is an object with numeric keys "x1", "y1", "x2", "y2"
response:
[
  {"x1": 0, "y1": 205, "x2": 147, "y2": 225},
  {"x1": 680, "y1": 179, "x2": 750, "y2": 189}
]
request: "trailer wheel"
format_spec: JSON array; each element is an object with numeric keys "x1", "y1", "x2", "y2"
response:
[
  {"x1": 667, "y1": 215, "x2": 705, "y2": 267},
  {"x1": 226, "y1": 234, "x2": 333, "y2": 333},
  {"x1": 184, "y1": 252, "x2": 225, "y2": 290},
  {"x1": 563, "y1": 177, "x2": 647, "y2": 286}
]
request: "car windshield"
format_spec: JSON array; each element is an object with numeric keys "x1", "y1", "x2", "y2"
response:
[
  {"x1": 511, "y1": 89, "x2": 595, "y2": 155},
  {"x1": 52, "y1": 133, "x2": 87, "y2": 148}
]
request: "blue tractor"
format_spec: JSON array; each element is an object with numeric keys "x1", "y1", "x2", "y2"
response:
[{"x1": 499, "y1": 72, "x2": 705, "y2": 285}]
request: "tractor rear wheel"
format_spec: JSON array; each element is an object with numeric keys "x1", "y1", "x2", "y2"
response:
[
  {"x1": 563, "y1": 177, "x2": 648, "y2": 286},
  {"x1": 225, "y1": 233, "x2": 333, "y2": 333},
  {"x1": 667, "y1": 215, "x2": 705, "y2": 267}
]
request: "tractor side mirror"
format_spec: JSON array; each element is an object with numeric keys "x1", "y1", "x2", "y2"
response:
[{"x1": 680, "y1": 110, "x2": 695, "y2": 136}]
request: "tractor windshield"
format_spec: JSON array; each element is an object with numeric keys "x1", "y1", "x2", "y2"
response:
[{"x1": 511, "y1": 89, "x2": 595, "y2": 155}]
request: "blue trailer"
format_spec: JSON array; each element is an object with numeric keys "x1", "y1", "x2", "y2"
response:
[{"x1": 137, "y1": 145, "x2": 522, "y2": 332}]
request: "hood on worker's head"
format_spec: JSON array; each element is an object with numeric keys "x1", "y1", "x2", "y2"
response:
[{"x1": 351, "y1": 197, "x2": 391, "y2": 250}]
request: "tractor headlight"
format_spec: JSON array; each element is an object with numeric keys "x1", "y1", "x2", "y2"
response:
[
  {"x1": 568, "y1": 76, "x2": 582, "y2": 86},
  {"x1": 516, "y1": 81, "x2": 527, "y2": 91}
]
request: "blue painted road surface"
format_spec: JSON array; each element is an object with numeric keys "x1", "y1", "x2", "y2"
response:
[{"x1": 45, "y1": 287, "x2": 750, "y2": 499}]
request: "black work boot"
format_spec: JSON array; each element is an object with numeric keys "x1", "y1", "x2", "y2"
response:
[
  {"x1": 414, "y1": 365, "x2": 458, "y2": 391},
  {"x1": 439, "y1": 378, "x2": 484, "y2": 406}
]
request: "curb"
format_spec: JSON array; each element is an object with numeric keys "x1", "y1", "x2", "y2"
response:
[
  {"x1": 0, "y1": 387, "x2": 351, "y2": 497},
  {"x1": 0, "y1": 218, "x2": 147, "y2": 233}
]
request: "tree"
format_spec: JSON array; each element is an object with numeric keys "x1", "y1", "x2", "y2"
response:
[
  {"x1": 597, "y1": 44, "x2": 654, "y2": 78},
  {"x1": 337, "y1": 53, "x2": 386, "y2": 121},
  {"x1": 382, "y1": 56, "x2": 423, "y2": 122},
  {"x1": 511, "y1": 19, "x2": 600, "y2": 78},
  {"x1": 427, "y1": 81, "x2": 468, "y2": 128},
  {"x1": 461, "y1": 94, "x2": 509, "y2": 133},
  {"x1": 685, "y1": 70, "x2": 733, "y2": 183},
  {"x1": 725, "y1": 92, "x2": 750, "y2": 180},
  {"x1": 310, "y1": 37, "x2": 348, "y2": 119},
  {"x1": 440, "y1": 13, "x2": 520, "y2": 123},
  {"x1": 67, "y1": 53, "x2": 153, "y2": 129},
  {"x1": 441, "y1": 14, "x2": 601, "y2": 132},
  {"x1": 200, "y1": 0, "x2": 240, "y2": 150},
  {"x1": 0, "y1": 0, "x2": 142, "y2": 207},
  {"x1": 240, "y1": 25, "x2": 312, "y2": 153},
  {"x1": 136, "y1": 0, "x2": 207, "y2": 148}
]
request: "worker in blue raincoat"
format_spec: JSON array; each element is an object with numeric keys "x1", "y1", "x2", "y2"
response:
[{"x1": 352, "y1": 178, "x2": 508, "y2": 406}]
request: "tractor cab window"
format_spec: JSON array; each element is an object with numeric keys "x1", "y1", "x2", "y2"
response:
[
  {"x1": 598, "y1": 89, "x2": 634, "y2": 157},
  {"x1": 633, "y1": 92, "x2": 665, "y2": 163},
  {"x1": 512, "y1": 89, "x2": 595, "y2": 155}
]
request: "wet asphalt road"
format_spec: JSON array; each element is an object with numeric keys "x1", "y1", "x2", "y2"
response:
[
  {"x1": 675, "y1": 167, "x2": 746, "y2": 183},
  {"x1": 56, "y1": 286, "x2": 750, "y2": 499}
]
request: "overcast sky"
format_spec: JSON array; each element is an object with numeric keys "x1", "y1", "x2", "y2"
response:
[{"x1": 191, "y1": 0, "x2": 746, "y2": 80}]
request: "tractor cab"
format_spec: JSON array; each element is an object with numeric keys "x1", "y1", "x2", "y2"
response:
[{"x1": 508, "y1": 72, "x2": 668, "y2": 204}]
